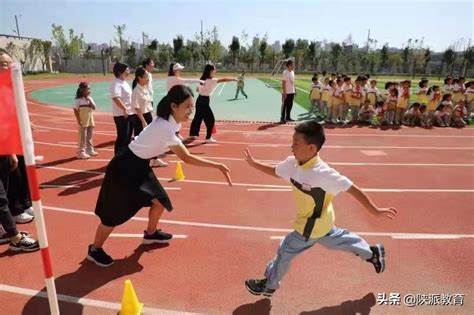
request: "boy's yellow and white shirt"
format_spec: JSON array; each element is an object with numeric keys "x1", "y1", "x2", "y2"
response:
[{"x1": 276, "y1": 155, "x2": 353, "y2": 240}]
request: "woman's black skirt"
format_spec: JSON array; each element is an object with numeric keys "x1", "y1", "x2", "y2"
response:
[{"x1": 95, "y1": 147, "x2": 172, "y2": 227}]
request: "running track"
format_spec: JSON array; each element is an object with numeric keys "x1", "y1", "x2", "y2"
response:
[{"x1": 0, "y1": 75, "x2": 473, "y2": 314}]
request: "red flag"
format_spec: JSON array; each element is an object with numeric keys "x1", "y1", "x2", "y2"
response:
[{"x1": 0, "y1": 68, "x2": 22, "y2": 155}]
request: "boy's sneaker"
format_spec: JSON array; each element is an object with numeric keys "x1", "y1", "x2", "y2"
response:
[
  {"x1": 86, "y1": 245, "x2": 114, "y2": 267},
  {"x1": 143, "y1": 229, "x2": 173, "y2": 244},
  {"x1": 9, "y1": 234, "x2": 40, "y2": 252},
  {"x1": 14, "y1": 212, "x2": 34, "y2": 224},
  {"x1": 245, "y1": 278, "x2": 276, "y2": 297},
  {"x1": 367, "y1": 244, "x2": 385, "y2": 273},
  {"x1": 0, "y1": 231, "x2": 29, "y2": 245}
]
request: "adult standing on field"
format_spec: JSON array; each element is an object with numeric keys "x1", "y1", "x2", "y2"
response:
[
  {"x1": 110, "y1": 62, "x2": 140, "y2": 155},
  {"x1": 188, "y1": 64, "x2": 237, "y2": 143},
  {"x1": 281, "y1": 59, "x2": 296, "y2": 124},
  {"x1": 142, "y1": 58, "x2": 168, "y2": 167}
]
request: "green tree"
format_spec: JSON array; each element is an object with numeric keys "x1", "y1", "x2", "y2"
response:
[
  {"x1": 461, "y1": 45, "x2": 474, "y2": 76},
  {"x1": 173, "y1": 35, "x2": 184, "y2": 57},
  {"x1": 113, "y1": 24, "x2": 126, "y2": 62},
  {"x1": 157, "y1": 43, "x2": 173, "y2": 68},
  {"x1": 176, "y1": 47, "x2": 191, "y2": 65},
  {"x1": 187, "y1": 40, "x2": 200, "y2": 69},
  {"x1": 442, "y1": 48, "x2": 456, "y2": 75},
  {"x1": 258, "y1": 38, "x2": 268, "y2": 70},
  {"x1": 388, "y1": 52, "x2": 403, "y2": 73},
  {"x1": 330, "y1": 43, "x2": 342, "y2": 71},
  {"x1": 308, "y1": 41, "x2": 319, "y2": 71},
  {"x1": 380, "y1": 44, "x2": 389, "y2": 71},
  {"x1": 282, "y1": 39, "x2": 295, "y2": 58},
  {"x1": 51, "y1": 24, "x2": 83, "y2": 71},
  {"x1": 229, "y1": 36, "x2": 240, "y2": 68},
  {"x1": 422, "y1": 48, "x2": 431, "y2": 75},
  {"x1": 295, "y1": 39, "x2": 308, "y2": 72},
  {"x1": 125, "y1": 44, "x2": 137, "y2": 68}
]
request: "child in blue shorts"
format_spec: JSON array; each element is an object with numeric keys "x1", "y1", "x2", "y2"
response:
[{"x1": 243, "y1": 121, "x2": 397, "y2": 296}]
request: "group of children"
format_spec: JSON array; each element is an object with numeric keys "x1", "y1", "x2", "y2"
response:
[{"x1": 309, "y1": 73, "x2": 473, "y2": 128}]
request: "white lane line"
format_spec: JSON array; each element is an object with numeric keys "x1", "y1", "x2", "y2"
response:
[
  {"x1": 248, "y1": 188, "x2": 292, "y2": 192},
  {"x1": 27, "y1": 112, "x2": 474, "y2": 139},
  {"x1": 110, "y1": 233, "x2": 187, "y2": 239},
  {"x1": 42, "y1": 205, "x2": 474, "y2": 240},
  {"x1": 36, "y1": 141, "x2": 114, "y2": 151},
  {"x1": 270, "y1": 232, "x2": 474, "y2": 240},
  {"x1": 43, "y1": 205, "x2": 292, "y2": 233},
  {"x1": 218, "y1": 82, "x2": 227, "y2": 96},
  {"x1": 39, "y1": 166, "x2": 474, "y2": 192},
  {"x1": 210, "y1": 83, "x2": 220, "y2": 96},
  {"x1": 34, "y1": 134, "x2": 474, "y2": 150},
  {"x1": 40, "y1": 184, "x2": 80, "y2": 188},
  {"x1": 360, "y1": 150, "x2": 387, "y2": 156},
  {"x1": 83, "y1": 157, "x2": 474, "y2": 167},
  {"x1": 0, "y1": 284, "x2": 199, "y2": 315},
  {"x1": 57, "y1": 141, "x2": 77, "y2": 145}
]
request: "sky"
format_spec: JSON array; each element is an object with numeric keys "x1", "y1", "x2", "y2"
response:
[{"x1": 1, "y1": 0, "x2": 473, "y2": 52}]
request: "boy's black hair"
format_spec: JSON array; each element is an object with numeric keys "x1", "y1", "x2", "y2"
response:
[
  {"x1": 420, "y1": 104, "x2": 427, "y2": 111},
  {"x1": 343, "y1": 77, "x2": 351, "y2": 82},
  {"x1": 294, "y1": 121, "x2": 326, "y2": 151}
]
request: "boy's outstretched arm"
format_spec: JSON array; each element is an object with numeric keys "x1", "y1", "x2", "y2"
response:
[
  {"x1": 347, "y1": 185, "x2": 398, "y2": 219},
  {"x1": 244, "y1": 149, "x2": 280, "y2": 178}
]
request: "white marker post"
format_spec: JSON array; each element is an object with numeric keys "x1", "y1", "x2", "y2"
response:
[{"x1": 11, "y1": 63, "x2": 59, "y2": 314}]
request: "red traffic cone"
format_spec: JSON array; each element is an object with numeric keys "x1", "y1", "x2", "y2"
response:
[{"x1": 212, "y1": 125, "x2": 217, "y2": 135}]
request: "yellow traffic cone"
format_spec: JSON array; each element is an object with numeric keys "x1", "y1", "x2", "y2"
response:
[
  {"x1": 120, "y1": 279, "x2": 143, "y2": 315},
  {"x1": 174, "y1": 161, "x2": 185, "y2": 181}
]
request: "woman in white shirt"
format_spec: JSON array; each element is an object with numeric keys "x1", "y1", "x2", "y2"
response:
[
  {"x1": 167, "y1": 62, "x2": 203, "y2": 92},
  {"x1": 88, "y1": 85, "x2": 233, "y2": 267},
  {"x1": 188, "y1": 64, "x2": 237, "y2": 143},
  {"x1": 131, "y1": 67, "x2": 154, "y2": 134},
  {"x1": 132, "y1": 66, "x2": 169, "y2": 167},
  {"x1": 110, "y1": 62, "x2": 140, "y2": 155}
]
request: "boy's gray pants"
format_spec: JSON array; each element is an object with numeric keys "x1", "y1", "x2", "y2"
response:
[{"x1": 264, "y1": 227, "x2": 373, "y2": 290}]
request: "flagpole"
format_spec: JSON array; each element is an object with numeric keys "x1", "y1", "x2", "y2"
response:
[{"x1": 10, "y1": 63, "x2": 60, "y2": 315}]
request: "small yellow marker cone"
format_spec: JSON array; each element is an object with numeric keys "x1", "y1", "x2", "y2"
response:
[
  {"x1": 120, "y1": 279, "x2": 143, "y2": 315},
  {"x1": 174, "y1": 161, "x2": 185, "y2": 181}
]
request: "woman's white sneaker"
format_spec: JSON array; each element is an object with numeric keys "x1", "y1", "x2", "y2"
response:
[
  {"x1": 151, "y1": 158, "x2": 168, "y2": 167},
  {"x1": 14, "y1": 212, "x2": 34, "y2": 224},
  {"x1": 206, "y1": 137, "x2": 217, "y2": 143},
  {"x1": 77, "y1": 152, "x2": 91, "y2": 159}
]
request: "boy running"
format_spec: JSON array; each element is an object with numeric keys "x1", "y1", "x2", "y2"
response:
[{"x1": 243, "y1": 121, "x2": 397, "y2": 296}]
